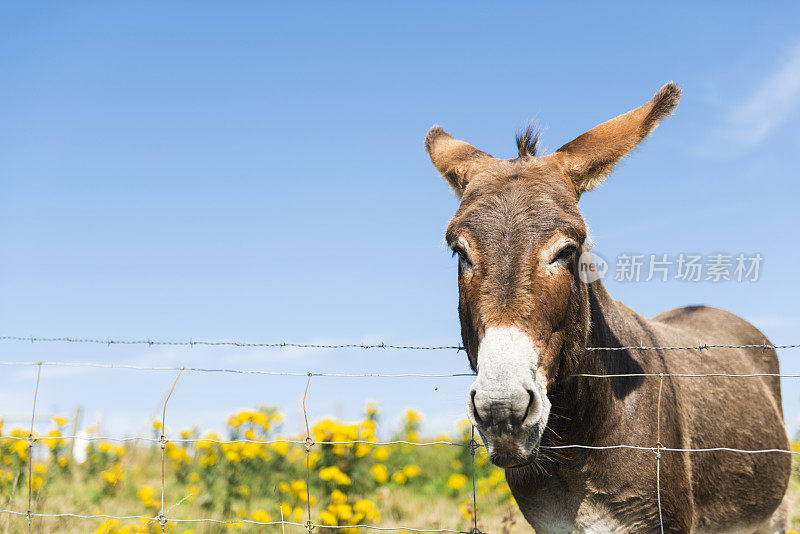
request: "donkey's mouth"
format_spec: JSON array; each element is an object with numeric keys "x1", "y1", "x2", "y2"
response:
[
  {"x1": 488, "y1": 447, "x2": 533, "y2": 469},
  {"x1": 482, "y1": 428, "x2": 541, "y2": 468}
]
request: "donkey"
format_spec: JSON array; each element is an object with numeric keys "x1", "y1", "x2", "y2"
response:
[{"x1": 425, "y1": 83, "x2": 790, "y2": 533}]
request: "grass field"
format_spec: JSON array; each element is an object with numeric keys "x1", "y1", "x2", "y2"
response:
[{"x1": 0, "y1": 405, "x2": 797, "y2": 533}]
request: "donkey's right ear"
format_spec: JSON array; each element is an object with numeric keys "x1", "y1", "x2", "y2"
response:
[{"x1": 425, "y1": 126, "x2": 495, "y2": 197}]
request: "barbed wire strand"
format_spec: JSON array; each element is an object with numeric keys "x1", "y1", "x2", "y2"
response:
[
  {"x1": 4, "y1": 335, "x2": 800, "y2": 352},
  {"x1": 586, "y1": 343, "x2": 800, "y2": 351},
  {"x1": 26, "y1": 363, "x2": 41, "y2": 534},
  {"x1": 0, "y1": 336, "x2": 462, "y2": 350}
]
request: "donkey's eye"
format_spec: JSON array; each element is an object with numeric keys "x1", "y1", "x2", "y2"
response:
[
  {"x1": 452, "y1": 247, "x2": 474, "y2": 271},
  {"x1": 552, "y1": 244, "x2": 577, "y2": 265}
]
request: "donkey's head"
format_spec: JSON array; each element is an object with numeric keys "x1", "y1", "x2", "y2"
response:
[{"x1": 426, "y1": 83, "x2": 680, "y2": 468}]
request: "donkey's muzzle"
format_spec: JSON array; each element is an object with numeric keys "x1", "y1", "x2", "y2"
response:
[{"x1": 467, "y1": 326, "x2": 551, "y2": 468}]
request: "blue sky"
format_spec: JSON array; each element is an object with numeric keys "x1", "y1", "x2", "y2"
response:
[{"x1": 1, "y1": 2, "x2": 800, "y2": 440}]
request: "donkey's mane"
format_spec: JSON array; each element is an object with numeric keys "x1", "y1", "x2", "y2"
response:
[{"x1": 515, "y1": 123, "x2": 541, "y2": 158}]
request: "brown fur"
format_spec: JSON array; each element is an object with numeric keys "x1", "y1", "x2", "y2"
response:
[{"x1": 426, "y1": 83, "x2": 790, "y2": 532}]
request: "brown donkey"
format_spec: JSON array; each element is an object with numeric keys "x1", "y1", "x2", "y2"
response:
[{"x1": 426, "y1": 83, "x2": 790, "y2": 533}]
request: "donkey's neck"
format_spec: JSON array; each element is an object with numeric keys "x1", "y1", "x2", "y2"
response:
[{"x1": 539, "y1": 280, "x2": 652, "y2": 467}]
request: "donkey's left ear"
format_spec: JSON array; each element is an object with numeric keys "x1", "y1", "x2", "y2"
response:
[{"x1": 543, "y1": 82, "x2": 681, "y2": 196}]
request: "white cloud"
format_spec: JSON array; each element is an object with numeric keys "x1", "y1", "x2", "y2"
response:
[{"x1": 723, "y1": 44, "x2": 800, "y2": 148}]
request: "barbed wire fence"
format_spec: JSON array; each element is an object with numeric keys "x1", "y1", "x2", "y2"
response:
[{"x1": 1, "y1": 336, "x2": 800, "y2": 533}]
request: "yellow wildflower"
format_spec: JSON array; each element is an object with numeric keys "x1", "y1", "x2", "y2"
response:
[
  {"x1": 251, "y1": 509, "x2": 272, "y2": 523},
  {"x1": 52, "y1": 416, "x2": 69, "y2": 427},
  {"x1": 447, "y1": 473, "x2": 469, "y2": 490},
  {"x1": 459, "y1": 499, "x2": 474, "y2": 519},
  {"x1": 319, "y1": 465, "x2": 351, "y2": 485},
  {"x1": 320, "y1": 510, "x2": 337, "y2": 526},
  {"x1": 402, "y1": 465, "x2": 420, "y2": 478},
  {"x1": 371, "y1": 464, "x2": 388, "y2": 483}
]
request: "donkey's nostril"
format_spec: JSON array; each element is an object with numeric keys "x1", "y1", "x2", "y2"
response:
[
  {"x1": 470, "y1": 389, "x2": 484, "y2": 425},
  {"x1": 523, "y1": 390, "x2": 537, "y2": 423}
]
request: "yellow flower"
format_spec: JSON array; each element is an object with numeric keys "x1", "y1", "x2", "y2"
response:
[
  {"x1": 447, "y1": 473, "x2": 469, "y2": 490},
  {"x1": 391, "y1": 471, "x2": 407, "y2": 484},
  {"x1": 251, "y1": 509, "x2": 272, "y2": 523},
  {"x1": 152, "y1": 420, "x2": 163, "y2": 431},
  {"x1": 404, "y1": 409, "x2": 423, "y2": 425},
  {"x1": 459, "y1": 499, "x2": 474, "y2": 519},
  {"x1": 138, "y1": 485, "x2": 159, "y2": 508},
  {"x1": 95, "y1": 519, "x2": 120, "y2": 534},
  {"x1": 277, "y1": 502, "x2": 292, "y2": 518},
  {"x1": 334, "y1": 503, "x2": 352, "y2": 520},
  {"x1": 330, "y1": 489, "x2": 347, "y2": 504},
  {"x1": 52, "y1": 416, "x2": 69, "y2": 428},
  {"x1": 402, "y1": 465, "x2": 420, "y2": 478},
  {"x1": 100, "y1": 463, "x2": 123, "y2": 485},
  {"x1": 290, "y1": 479, "x2": 307, "y2": 494},
  {"x1": 319, "y1": 465, "x2": 351, "y2": 485},
  {"x1": 320, "y1": 510, "x2": 337, "y2": 526},
  {"x1": 273, "y1": 441, "x2": 289, "y2": 456},
  {"x1": 373, "y1": 447, "x2": 390, "y2": 461},
  {"x1": 252, "y1": 412, "x2": 269, "y2": 429},
  {"x1": 355, "y1": 443, "x2": 371, "y2": 457},
  {"x1": 371, "y1": 464, "x2": 388, "y2": 484}
]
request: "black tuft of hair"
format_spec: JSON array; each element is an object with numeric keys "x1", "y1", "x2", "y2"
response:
[{"x1": 515, "y1": 123, "x2": 541, "y2": 158}]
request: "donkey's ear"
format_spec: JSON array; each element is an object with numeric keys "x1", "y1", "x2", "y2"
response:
[
  {"x1": 425, "y1": 126, "x2": 495, "y2": 197},
  {"x1": 545, "y1": 82, "x2": 681, "y2": 195}
]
